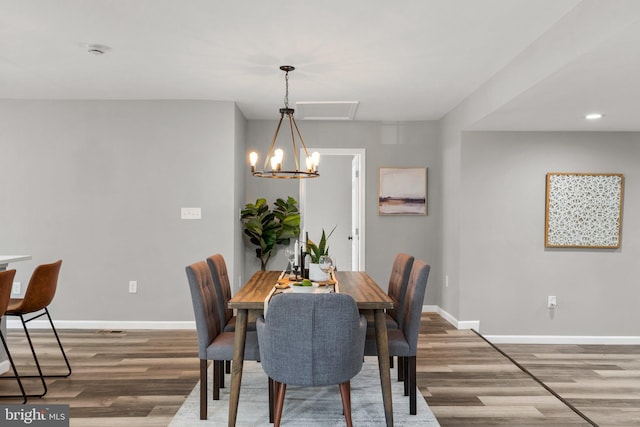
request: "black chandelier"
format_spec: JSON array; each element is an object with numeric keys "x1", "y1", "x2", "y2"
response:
[{"x1": 249, "y1": 66, "x2": 319, "y2": 179}]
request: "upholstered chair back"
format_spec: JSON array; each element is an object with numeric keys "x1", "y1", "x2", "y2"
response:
[
  {"x1": 257, "y1": 293, "x2": 367, "y2": 387},
  {"x1": 186, "y1": 261, "x2": 223, "y2": 359}
]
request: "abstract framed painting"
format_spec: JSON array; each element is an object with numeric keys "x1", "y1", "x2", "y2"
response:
[
  {"x1": 545, "y1": 172, "x2": 624, "y2": 248},
  {"x1": 378, "y1": 167, "x2": 427, "y2": 215}
]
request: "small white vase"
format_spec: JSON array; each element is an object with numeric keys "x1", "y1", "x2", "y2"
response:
[{"x1": 308, "y1": 263, "x2": 329, "y2": 281}]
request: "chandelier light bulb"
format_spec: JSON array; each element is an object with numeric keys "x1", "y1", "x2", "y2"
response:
[
  {"x1": 270, "y1": 156, "x2": 280, "y2": 171},
  {"x1": 274, "y1": 148, "x2": 284, "y2": 163},
  {"x1": 249, "y1": 151, "x2": 258, "y2": 166},
  {"x1": 311, "y1": 152, "x2": 320, "y2": 166}
]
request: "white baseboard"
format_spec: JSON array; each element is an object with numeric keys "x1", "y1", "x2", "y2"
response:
[
  {"x1": 422, "y1": 305, "x2": 640, "y2": 345},
  {"x1": 6, "y1": 319, "x2": 195, "y2": 330},
  {"x1": 484, "y1": 335, "x2": 640, "y2": 345},
  {"x1": 423, "y1": 305, "x2": 480, "y2": 331}
]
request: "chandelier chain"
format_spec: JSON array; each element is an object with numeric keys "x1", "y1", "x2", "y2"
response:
[{"x1": 284, "y1": 70, "x2": 290, "y2": 109}]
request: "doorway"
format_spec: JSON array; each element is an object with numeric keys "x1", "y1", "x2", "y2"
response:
[{"x1": 300, "y1": 148, "x2": 365, "y2": 271}]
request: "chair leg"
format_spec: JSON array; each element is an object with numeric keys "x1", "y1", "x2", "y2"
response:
[
  {"x1": 226, "y1": 360, "x2": 231, "y2": 374},
  {"x1": 389, "y1": 356, "x2": 394, "y2": 369},
  {"x1": 213, "y1": 360, "x2": 221, "y2": 400},
  {"x1": 5, "y1": 308, "x2": 72, "y2": 385},
  {"x1": 15, "y1": 314, "x2": 47, "y2": 397},
  {"x1": 397, "y1": 355, "x2": 404, "y2": 382},
  {"x1": 409, "y1": 356, "x2": 417, "y2": 415},
  {"x1": 218, "y1": 360, "x2": 225, "y2": 389},
  {"x1": 274, "y1": 381, "x2": 286, "y2": 427},
  {"x1": 268, "y1": 377, "x2": 274, "y2": 423},
  {"x1": 0, "y1": 330, "x2": 27, "y2": 403},
  {"x1": 339, "y1": 381, "x2": 353, "y2": 427},
  {"x1": 42, "y1": 308, "x2": 72, "y2": 377},
  {"x1": 403, "y1": 356, "x2": 410, "y2": 396},
  {"x1": 199, "y1": 359, "x2": 207, "y2": 420}
]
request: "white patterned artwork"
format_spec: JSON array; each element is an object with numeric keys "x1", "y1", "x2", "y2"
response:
[{"x1": 545, "y1": 173, "x2": 624, "y2": 248}]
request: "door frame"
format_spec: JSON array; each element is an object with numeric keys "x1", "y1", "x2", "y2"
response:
[{"x1": 299, "y1": 148, "x2": 366, "y2": 271}]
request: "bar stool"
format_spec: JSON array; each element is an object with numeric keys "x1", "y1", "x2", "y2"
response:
[
  {"x1": 5, "y1": 260, "x2": 71, "y2": 397},
  {"x1": 0, "y1": 269, "x2": 27, "y2": 403}
]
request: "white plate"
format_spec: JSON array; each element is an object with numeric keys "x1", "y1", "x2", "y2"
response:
[{"x1": 288, "y1": 285, "x2": 330, "y2": 294}]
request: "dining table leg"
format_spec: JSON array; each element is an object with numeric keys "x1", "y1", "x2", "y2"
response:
[
  {"x1": 227, "y1": 308, "x2": 248, "y2": 427},
  {"x1": 374, "y1": 308, "x2": 394, "y2": 426}
]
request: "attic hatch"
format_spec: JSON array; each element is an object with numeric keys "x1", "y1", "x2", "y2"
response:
[{"x1": 296, "y1": 101, "x2": 359, "y2": 120}]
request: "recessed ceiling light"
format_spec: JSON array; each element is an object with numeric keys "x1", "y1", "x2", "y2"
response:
[{"x1": 585, "y1": 113, "x2": 603, "y2": 120}]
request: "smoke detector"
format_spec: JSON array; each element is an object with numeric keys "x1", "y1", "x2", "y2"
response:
[{"x1": 86, "y1": 44, "x2": 111, "y2": 55}]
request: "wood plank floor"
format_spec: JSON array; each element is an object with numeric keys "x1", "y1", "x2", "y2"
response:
[
  {"x1": 1, "y1": 314, "x2": 638, "y2": 426},
  {"x1": 420, "y1": 313, "x2": 640, "y2": 426}
]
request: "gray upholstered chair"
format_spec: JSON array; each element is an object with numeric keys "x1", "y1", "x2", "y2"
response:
[
  {"x1": 364, "y1": 259, "x2": 430, "y2": 415},
  {"x1": 386, "y1": 253, "x2": 415, "y2": 331},
  {"x1": 0, "y1": 269, "x2": 27, "y2": 403},
  {"x1": 185, "y1": 260, "x2": 262, "y2": 420},
  {"x1": 206, "y1": 254, "x2": 256, "y2": 333},
  {"x1": 367, "y1": 253, "x2": 413, "y2": 375},
  {"x1": 207, "y1": 254, "x2": 257, "y2": 378},
  {"x1": 257, "y1": 293, "x2": 367, "y2": 427}
]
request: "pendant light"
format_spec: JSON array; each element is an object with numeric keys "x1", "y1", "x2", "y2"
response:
[{"x1": 249, "y1": 66, "x2": 320, "y2": 179}]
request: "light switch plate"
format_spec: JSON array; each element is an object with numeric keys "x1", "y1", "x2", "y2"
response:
[{"x1": 181, "y1": 207, "x2": 202, "y2": 219}]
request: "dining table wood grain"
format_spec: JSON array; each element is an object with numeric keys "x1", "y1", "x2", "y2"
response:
[{"x1": 227, "y1": 270, "x2": 395, "y2": 427}]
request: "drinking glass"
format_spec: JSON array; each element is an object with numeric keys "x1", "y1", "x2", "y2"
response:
[
  {"x1": 318, "y1": 255, "x2": 333, "y2": 282},
  {"x1": 285, "y1": 247, "x2": 299, "y2": 278}
]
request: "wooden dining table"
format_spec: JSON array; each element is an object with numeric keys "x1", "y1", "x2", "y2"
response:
[{"x1": 227, "y1": 270, "x2": 395, "y2": 427}]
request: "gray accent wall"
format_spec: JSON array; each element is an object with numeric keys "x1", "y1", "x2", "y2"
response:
[
  {"x1": 460, "y1": 131, "x2": 640, "y2": 335},
  {"x1": 0, "y1": 100, "x2": 239, "y2": 322}
]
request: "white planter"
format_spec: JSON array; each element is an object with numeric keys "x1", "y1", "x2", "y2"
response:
[{"x1": 308, "y1": 263, "x2": 329, "y2": 282}]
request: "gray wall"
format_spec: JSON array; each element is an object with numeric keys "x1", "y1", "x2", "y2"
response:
[
  {"x1": 460, "y1": 131, "x2": 640, "y2": 335},
  {"x1": 2, "y1": 99, "x2": 634, "y2": 336},
  {"x1": 244, "y1": 119, "x2": 442, "y2": 303},
  {"x1": 0, "y1": 100, "x2": 238, "y2": 322},
  {"x1": 233, "y1": 106, "x2": 248, "y2": 291}
]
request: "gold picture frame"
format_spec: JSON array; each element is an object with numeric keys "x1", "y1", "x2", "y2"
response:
[{"x1": 545, "y1": 172, "x2": 624, "y2": 248}]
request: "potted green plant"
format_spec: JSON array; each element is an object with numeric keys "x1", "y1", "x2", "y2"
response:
[
  {"x1": 305, "y1": 226, "x2": 336, "y2": 281},
  {"x1": 241, "y1": 197, "x2": 300, "y2": 271}
]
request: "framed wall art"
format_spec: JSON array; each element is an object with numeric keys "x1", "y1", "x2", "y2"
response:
[
  {"x1": 378, "y1": 167, "x2": 427, "y2": 215},
  {"x1": 545, "y1": 172, "x2": 624, "y2": 248}
]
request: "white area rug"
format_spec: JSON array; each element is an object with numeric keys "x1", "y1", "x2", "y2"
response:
[{"x1": 170, "y1": 358, "x2": 440, "y2": 426}]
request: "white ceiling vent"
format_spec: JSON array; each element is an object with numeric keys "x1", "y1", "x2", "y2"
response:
[{"x1": 296, "y1": 101, "x2": 359, "y2": 120}]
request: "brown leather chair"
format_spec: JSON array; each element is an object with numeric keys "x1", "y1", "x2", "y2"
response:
[
  {"x1": 0, "y1": 269, "x2": 27, "y2": 403},
  {"x1": 5, "y1": 260, "x2": 71, "y2": 396}
]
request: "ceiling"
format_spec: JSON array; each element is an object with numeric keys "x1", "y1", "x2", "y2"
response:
[{"x1": 2, "y1": 1, "x2": 640, "y2": 130}]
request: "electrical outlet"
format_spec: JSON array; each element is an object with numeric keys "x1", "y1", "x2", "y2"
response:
[
  {"x1": 129, "y1": 280, "x2": 138, "y2": 294},
  {"x1": 445, "y1": 275, "x2": 449, "y2": 287},
  {"x1": 12, "y1": 281, "x2": 21, "y2": 295},
  {"x1": 547, "y1": 295, "x2": 557, "y2": 309},
  {"x1": 181, "y1": 207, "x2": 201, "y2": 219}
]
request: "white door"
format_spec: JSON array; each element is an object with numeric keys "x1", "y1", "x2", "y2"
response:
[
  {"x1": 350, "y1": 155, "x2": 360, "y2": 270},
  {"x1": 300, "y1": 148, "x2": 365, "y2": 271}
]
